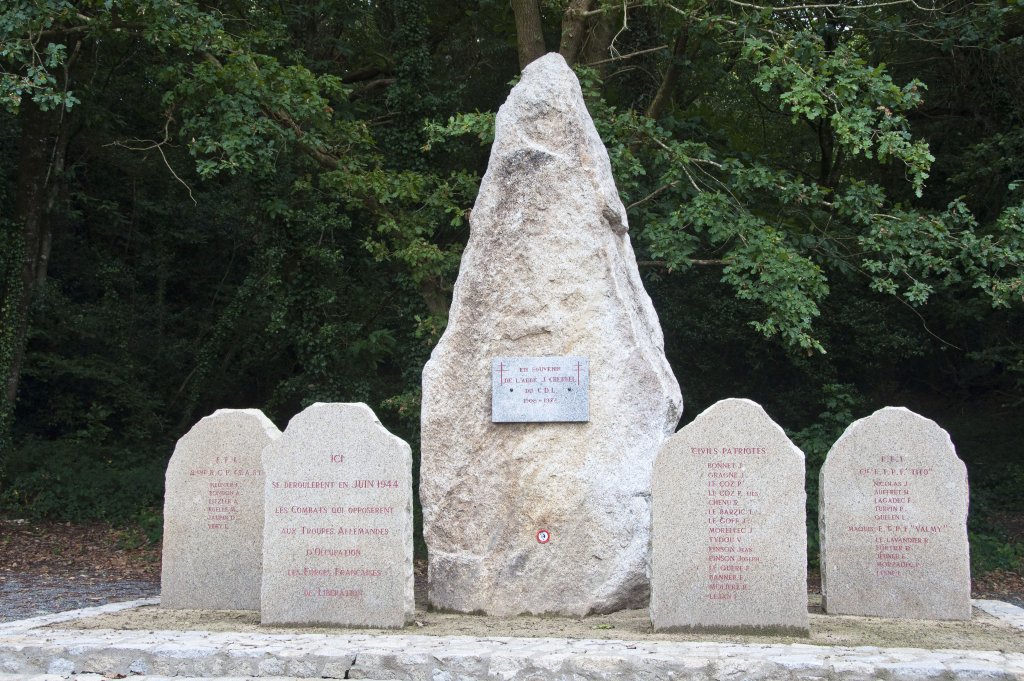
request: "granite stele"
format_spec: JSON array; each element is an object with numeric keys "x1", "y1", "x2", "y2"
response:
[
  {"x1": 420, "y1": 52, "x2": 683, "y2": 617},
  {"x1": 261, "y1": 402, "x2": 414, "y2": 628},
  {"x1": 161, "y1": 408, "x2": 281, "y2": 610},
  {"x1": 819, "y1": 406, "x2": 971, "y2": 620},
  {"x1": 651, "y1": 398, "x2": 808, "y2": 635}
]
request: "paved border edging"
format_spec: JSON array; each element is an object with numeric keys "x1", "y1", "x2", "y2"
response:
[
  {"x1": 1, "y1": 599, "x2": 1023, "y2": 680},
  {"x1": 974, "y1": 599, "x2": 1024, "y2": 631},
  {"x1": 3, "y1": 627, "x2": 1024, "y2": 680},
  {"x1": 0, "y1": 676, "x2": 350, "y2": 681},
  {"x1": 0, "y1": 598, "x2": 160, "y2": 635}
]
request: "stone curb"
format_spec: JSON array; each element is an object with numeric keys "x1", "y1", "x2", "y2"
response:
[
  {"x1": 974, "y1": 599, "x2": 1024, "y2": 631},
  {"x1": 0, "y1": 676, "x2": 363, "y2": 681},
  {"x1": 0, "y1": 598, "x2": 160, "y2": 635},
  {"x1": 1, "y1": 599, "x2": 1023, "y2": 680}
]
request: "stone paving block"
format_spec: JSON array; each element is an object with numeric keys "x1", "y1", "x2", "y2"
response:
[{"x1": 974, "y1": 599, "x2": 1024, "y2": 631}]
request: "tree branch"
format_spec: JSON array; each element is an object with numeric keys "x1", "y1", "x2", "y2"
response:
[
  {"x1": 200, "y1": 51, "x2": 344, "y2": 171},
  {"x1": 646, "y1": 28, "x2": 690, "y2": 120},
  {"x1": 586, "y1": 44, "x2": 669, "y2": 66},
  {"x1": 105, "y1": 114, "x2": 197, "y2": 205},
  {"x1": 722, "y1": 0, "x2": 940, "y2": 12},
  {"x1": 626, "y1": 181, "x2": 679, "y2": 211}
]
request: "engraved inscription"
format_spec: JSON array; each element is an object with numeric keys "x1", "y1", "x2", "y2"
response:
[
  {"x1": 491, "y1": 356, "x2": 589, "y2": 422},
  {"x1": 187, "y1": 456, "x2": 262, "y2": 530},
  {"x1": 843, "y1": 454, "x2": 947, "y2": 578},
  {"x1": 696, "y1": 446, "x2": 767, "y2": 602},
  {"x1": 267, "y1": 449, "x2": 400, "y2": 603}
]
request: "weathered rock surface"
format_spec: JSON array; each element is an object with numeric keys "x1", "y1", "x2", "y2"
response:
[
  {"x1": 651, "y1": 398, "x2": 808, "y2": 635},
  {"x1": 819, "y1": 406, "x2": 971, "y2": 620},
  {"x1": 161, "y1": 409, "x2": 280, "y2": 610},
  {"x1": 420, "y1": 52, "x2": 683, "y2": 616},
  {"x1": 261, "y1": 402, "x2": 414, "y2": 627}
]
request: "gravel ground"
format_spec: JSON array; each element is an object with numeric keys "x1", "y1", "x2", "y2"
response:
[{"x1": 0, "y1": 570, "x2": 159, "y2": 623}]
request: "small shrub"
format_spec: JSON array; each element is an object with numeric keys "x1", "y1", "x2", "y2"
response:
[
  {"x1": 0, "y1": 438, "x2": 165, "y2": 524},
  {"x1": 969, "y1": 531, "x2": 1024, "y2": 574}
]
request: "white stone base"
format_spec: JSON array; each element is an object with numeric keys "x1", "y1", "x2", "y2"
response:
[{"x1": 1, "y1": 599, "x2": 1023, "y2": 680}]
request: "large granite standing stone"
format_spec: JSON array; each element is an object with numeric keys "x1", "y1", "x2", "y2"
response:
[
  {"x1": 421, "y1": 52, "x2": 683, "y2": 616},
  {"x1": 650, "y1": 399, "x2": 808, "y2": 634},
  {"x1": 261, "y1": 402, "x2": 414, "y2": 627},
  {"x1": 819, "y1": 407, "x2": 971, "y2": 620},
  {"x1": 161, "y1": 408, "x2": 280, "y2": 610}
]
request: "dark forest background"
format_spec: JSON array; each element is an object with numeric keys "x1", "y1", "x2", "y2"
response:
[{"x1": 1, "y1": 0, "x2": 1022, "y2": 574}]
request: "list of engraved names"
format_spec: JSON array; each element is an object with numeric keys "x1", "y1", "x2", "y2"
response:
[
  {"x1": 696, "y1": 446, "x2": 766, "y2": 601},
  {"x1": 844, "y1": 455, "x2": 947, "y2": 578}
]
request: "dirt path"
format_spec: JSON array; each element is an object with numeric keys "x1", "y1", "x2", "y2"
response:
[{"x1": 0, "y1": 519, "x2": 159, "y2": 622}]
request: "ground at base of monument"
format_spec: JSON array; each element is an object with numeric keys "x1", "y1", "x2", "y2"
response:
[{"x1": 47, "y1": 595, "x2": 1024, "y2": 653}]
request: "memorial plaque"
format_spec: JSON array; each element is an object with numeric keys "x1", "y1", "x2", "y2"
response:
[
  {"x1": 491, "y1": 356, "x2": 589, "y2": 423},
  {"x1": 261, "y1": 402, "x2": 414, "y2": 627},
  {"x1": 819, "y1": 406, "x2": 970, "y2": 620},
  {"x1": 162, "y1": 408, "x2": 280, "y2": 610},
  {"x1": 651, "y1": 398, "x2": 808, "y2": 635}
]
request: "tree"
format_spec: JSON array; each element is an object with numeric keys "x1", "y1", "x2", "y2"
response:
[
  {"x1": 1, "y1": 0, "x2": 1021, "y2": 569},
  {"x1": 426, "y1": 1, "x2": 1022, "y2": 365}
]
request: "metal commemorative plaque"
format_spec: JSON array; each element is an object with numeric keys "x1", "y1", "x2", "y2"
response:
[{"x1": 491, "y1": 356, "x2": 589, "y2": 423}]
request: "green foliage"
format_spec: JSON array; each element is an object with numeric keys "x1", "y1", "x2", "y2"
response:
[
  {"x1": 789, "y1": 383, "x2": 863, "y2": 567},
  {"x1": 968, "y1": 461, "x2": 1024, "y2": 573},
  {"x1": 114, "y1": 507, "x2": 163, "y2": 548},
  {"x1": 970, "y1": 532, "x2": 1024, "y2": 574},
  {"x1": 167, "y1": 53, "x2": 355, "y2": 178},
  {"x1": 860, "y1": 197, "x2": 1024, "y2": 308},
  {"x1": 0, "y1": 438, "x2": 164, "y2": 522},
  {"x1": 0, "y1": 0, "x2": 230, "y2": 114},
  {"x1": 744, "y1": 31, "x2": 934, "y2": 195},
  {"x1": 0, "y1": 0, "x2": 1021, "y2": 573},
  {"x1": 424, "y1": 112, "x2": 496, "y2": 150}
]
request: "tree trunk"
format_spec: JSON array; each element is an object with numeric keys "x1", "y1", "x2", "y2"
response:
[
  {"x1": 511, "y1": 0, "x2": 546, "y2": 70},
  {"x1": 580, "y1": 6, "x2": 619, "y2": 76},
  {"x1": 559, "y1": 0, "x2": 595, "y2": 66},
  {"x1": 817, "y1": 26, "x2": 841, "y2": 188},
  {"x1": 646, "y1": 29, "x2": 690, "y2": 120},
  {"x1": 1, "y1": 104, "x2": 70, "y2": 416}
]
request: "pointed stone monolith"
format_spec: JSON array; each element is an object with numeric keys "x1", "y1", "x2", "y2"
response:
[{"x1": 420, "y1": 53, "x2": 683, "y2": 616}]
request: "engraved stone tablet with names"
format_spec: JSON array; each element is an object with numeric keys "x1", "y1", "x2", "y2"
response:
[
  {"x1": 651, "y1": 398, "x2": 808, "y2": 635},
  {"x1": 819, "y1": 406, "x2": 970, "y2": 620},
  {"x1": 162, "y1": 408, "x2": 280, "y2": 610},
  {"x1": 492, "y1": 356, "x2": 589, "y2": 423}
]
